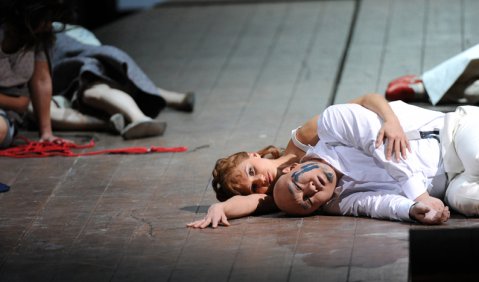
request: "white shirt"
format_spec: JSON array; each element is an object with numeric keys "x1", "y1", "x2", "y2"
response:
[{"x1": 307, "y1": 101, "x2": 447, "y2": 221}]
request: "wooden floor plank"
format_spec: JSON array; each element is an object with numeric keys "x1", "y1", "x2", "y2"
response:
[
  {"x1": 227, "y1": 217, "x2": 301, "y2": 282},
  {"x1": 422, "y1": 0, "x2": 463, "y2": 71},
  {"x1": 171, "y1": 4, "x2": 286, "y2": 281},
  {"x1": 463, "y1": 0, "x2": 479, "y2": 49},
  {"x1": 276, "y1": 0, "x2": 354, "y2": 144},
  {"x1": 335, "y1": 0, "x2": 392, "y2": 103},
  {"x1": 349, "y1": 219, "x2": 410, "y2": 282},
  {"x1": 288, "y1": 216, "x2": 355, "y2": 282},
  {"x1": 230, "y1": 2, "x2": 331, "y2": 147},
  {"x1": 376, "y1": 0, "x2": 427, "y2": 93}
]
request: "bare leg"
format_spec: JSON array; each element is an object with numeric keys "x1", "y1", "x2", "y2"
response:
[
  {"x1": 82, "y1": 83, "x2": 166, "y2": 139},
  {"x1": 159, "y1": 88, "x2": 186, "y2": 104},
  {"x1": 49, "y1": 101, "x2": 109, "y2": 131},
  {"x1": 28, "y1": 100, "x2": 123, "y2": 133},
  {"x1": 464, "y1": 80, "x2": 479, "y2": 104},
  {"x1": 0, "y1": 115, "x2": 9, "y2": 146},
  {"x1": 83, "y1": 83, "x2": 149, "y2": 123}
]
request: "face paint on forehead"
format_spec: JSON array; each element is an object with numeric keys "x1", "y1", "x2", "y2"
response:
[
  {"x1": 292, "y1": 163, "x2": 335, "y2": 184},
  {"x1": 292, "y1": 163, "x2": 320, "y2": 182}
]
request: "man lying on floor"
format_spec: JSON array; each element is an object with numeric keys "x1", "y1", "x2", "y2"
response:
[
  {"x1": 274, "y1": 158, "x2": 450, "y2": 224},
  {"x1": 274, "y1": 100, "x2": 479, "y2": 224}
]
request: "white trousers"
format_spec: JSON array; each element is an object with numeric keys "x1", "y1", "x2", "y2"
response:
[{"x1": 443, "y1": 106, "x2": 479, "y2": 215}]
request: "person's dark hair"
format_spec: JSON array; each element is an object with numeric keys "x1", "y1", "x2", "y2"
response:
[
  {"x1": 212, "y1": 145, "x2": 283, "y2": 202},
  {"x1": 0, "y1": 0, "x2": 75, "y2": 50}
]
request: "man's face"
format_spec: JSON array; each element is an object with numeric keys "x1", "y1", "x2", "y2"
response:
[{"x1": 273, "y1": 160, "x2": 337, "y2": 215}]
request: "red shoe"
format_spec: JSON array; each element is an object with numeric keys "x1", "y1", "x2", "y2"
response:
[
  {"x1": 387, "y1": 74, "x2": 421, "y2": 87},
  {"x1": 386, "y1": 80, "x2": 426, "y2": 102}
]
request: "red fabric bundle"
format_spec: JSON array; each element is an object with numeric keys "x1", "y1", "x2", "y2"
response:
[{"x1": 0, "y1": 136, "x2": 187, "y2": 158}]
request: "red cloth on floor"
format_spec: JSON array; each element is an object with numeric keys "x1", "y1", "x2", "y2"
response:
[{"x1": 0, "y1": 136, "x2": 187, "y2": 158}]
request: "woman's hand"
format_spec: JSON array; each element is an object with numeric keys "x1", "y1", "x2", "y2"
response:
[
  {"x1": 39, "y1": 132, "x2": 72, "y2": 144},
  {"x1": 375, "y1": 119, "x2": 411, "y2": 161},
  {"x1": 350, "y1": 93, "x2": 410, "y2": 161},
  {"x1": 186, "y1": 203, "x2": 230, "y2": 229}
]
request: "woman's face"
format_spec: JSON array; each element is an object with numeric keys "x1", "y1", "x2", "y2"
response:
[{"x1": 234, "y1": 153, "x2": 279, "y2": 195}]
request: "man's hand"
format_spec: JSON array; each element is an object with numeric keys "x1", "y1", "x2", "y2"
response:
[
  {"x1": 186, "y1": 203, "x2": 230, "y2": 229},
  {"x1": 415, "y1": 192, "x2": 445, "y2": 211},
  {"x1": 409, "y1": 202, "x2": 450, "y2": 225},
  {"x1": 375, "y1": 119, "x2": 411, "y2": 161}
]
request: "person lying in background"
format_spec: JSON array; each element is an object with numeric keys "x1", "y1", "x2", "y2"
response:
[
  {"x1": 386, "y1": 44, "x2": 479, "y2": 106},
  {"x1": 38, "y1": 23, "x2": 195, "y2": 139}
]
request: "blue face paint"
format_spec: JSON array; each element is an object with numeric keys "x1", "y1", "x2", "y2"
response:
[
  {"x1": 292, "y1": 163, "x2": 320, "y2": 182},
  {"x1": 325, "y1": 172, "x2": 334, "y2": 183}
]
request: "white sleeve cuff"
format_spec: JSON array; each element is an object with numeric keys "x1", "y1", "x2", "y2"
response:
[
  {"x1": 401, "y1": 174, "x2": 427, "y2": 200},
  {"x1": 396, "y1": 199, "x2": 416, "y2": 222}
]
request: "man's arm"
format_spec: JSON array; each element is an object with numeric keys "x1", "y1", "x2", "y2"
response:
[
  {"x1": 187, "y1": 194, "x2": 276, "y2": 228},
  {"x1": 324, "y1": 190, "x2": 414, "y2": 222},
  {"x1": 323, "y1": 190, "x2": 449, "y2": 224}
]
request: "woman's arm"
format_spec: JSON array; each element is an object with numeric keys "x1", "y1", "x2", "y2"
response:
[
  {"x1": 187, "y1": 194, "x2": 277, "y2": 228},
  {"x1": 286, "y1": 93, "x2": 410, "y2": 161},
  {"x1": 350, "y1": 93, "x2": 410, "y2": 161},
  {"x1": 28, "y1": 60, "x2": 56, "y2": 141},
  {"x1": 285, "y1": 115, "x2": 319, "y2": 158}
]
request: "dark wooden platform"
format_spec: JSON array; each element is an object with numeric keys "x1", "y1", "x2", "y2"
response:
[{"x1": 2, "y1": 0, "x2": 479, "y2": 281}]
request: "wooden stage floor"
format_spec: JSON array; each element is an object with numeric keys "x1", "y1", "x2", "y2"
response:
[{"x1": 1, "y1": 0, "x2": 479, "y2": 281}]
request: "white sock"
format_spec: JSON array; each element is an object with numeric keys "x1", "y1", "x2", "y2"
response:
[
  {"x1": 410, "y1": 82, "x2": 425, "y2": 94},
  {"x1": 465, "y1": 80, "x2": 479, "y2": 96}
]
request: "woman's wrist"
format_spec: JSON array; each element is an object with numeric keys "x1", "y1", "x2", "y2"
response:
[{"x1": 291, "y1": 127, "x2": 310, "y2": 152}]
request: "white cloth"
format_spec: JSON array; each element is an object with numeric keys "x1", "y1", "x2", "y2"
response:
[
  {"x1": 306, "y1": 101, "x2": 448, "y2": 221},
  {"x1": 422, "y1": 44, "x2": 479, "y2": 105},
  {"x1": 53, "y1": 22, "x2": 101, "y2": 46}
]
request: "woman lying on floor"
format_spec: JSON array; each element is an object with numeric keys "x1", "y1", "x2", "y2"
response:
[{"x1": 187, "y1": 93, "x2": 454, "y2": 228}]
